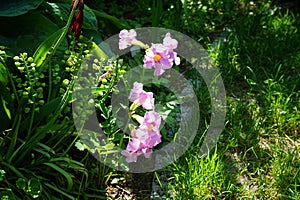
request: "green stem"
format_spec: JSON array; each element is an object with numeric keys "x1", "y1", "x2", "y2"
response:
[
  {"x1": 61, "y1": 130, "x2": 78, "y2": 157},
  {"x1": 119, "y1": 115, "x2": 131, "y2": 148},
  {"x1": 26, "y1": 104, "x2": 35, "y2": 140},
  {"x1": 47, "y1": 62, "x2": 52, "y2": 102}
]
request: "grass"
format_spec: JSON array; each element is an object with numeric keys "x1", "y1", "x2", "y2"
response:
[{"x1": 157, "y1": 1, "x2": 300, "y2": 199}]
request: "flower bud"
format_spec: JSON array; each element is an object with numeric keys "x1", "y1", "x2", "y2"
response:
[
  {"x1": 13, "y1": 56, "x2": 20, "y2": 61},
  {"x1": 27, "y1": 57, "x2": 34, "y2": 63}
]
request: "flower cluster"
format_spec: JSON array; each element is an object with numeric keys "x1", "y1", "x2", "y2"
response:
[
  {"x1": 118, "y1": 29, "x2": 180, "y2": 163},
  {"x1": 118, "y1": 29, "x2": 180, "y2": 76},
  {"x1": 121, "y1": 82, "x2": 162, "y2": 163}
]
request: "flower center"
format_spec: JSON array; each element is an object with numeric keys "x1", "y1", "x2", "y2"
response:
[
  {"x1": 153, "y1": 54, "x2": 162, "y2": 62},
  {"x1": 148, "y1": 124, "x2": 154, "y2": 131}
]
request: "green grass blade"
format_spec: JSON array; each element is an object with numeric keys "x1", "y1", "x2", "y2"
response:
[
  {"x1": 6, "y1": 114, "x2": 21, "y2": 162},
  {"x1": 43, "y1": 162, "x2": 73, "y2": 191},
  {"x1": 44, "y1": 182, "x2": 75, "y2": 200},
  {"x1": 0, "y1": 162, "x2": 25, "y2": 179}
]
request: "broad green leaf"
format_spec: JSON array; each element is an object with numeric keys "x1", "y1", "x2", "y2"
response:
[
  {"x1": 46, "y1": 3, "x2": 98, "y2": 30},
  {"x1": 83, "y1": 4, "x2": 98, "y2": 30},
  {"x1": 0, "y1": 0, "x2": 43, "y2": 17},
  {"x1": 82, "y1": 29, "x2": 103, "y2": 44},
  {"x1": 91, "y1": 42, "x2": 109, "y2": 59},
  {"x1": 0, "y1": 11, "x2": 66, "y2": 55},
  {"x1": 33, "y1": 27, "x2": 67, "y2": 67}
]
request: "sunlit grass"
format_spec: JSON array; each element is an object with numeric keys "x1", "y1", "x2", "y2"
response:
[{"x1": 160, "y1": 1, "x2": 300, "y2": 199}]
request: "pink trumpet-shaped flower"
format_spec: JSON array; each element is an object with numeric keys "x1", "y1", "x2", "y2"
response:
[
  {"x1": 119, "y1": 29, "x2": 137, "y2": 50},
  {"x1": 121, "y1": 111, "x2": 162, "y2": 163},
  {"x1": 143, "y1": 33, "x2": 180, "y2": 76},
  {"x1": 129, "y1": 82, "x2": 155, "y2": 110}
]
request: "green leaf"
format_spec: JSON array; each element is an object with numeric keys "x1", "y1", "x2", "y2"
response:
[
  {"x1": 43, "y1": 163, "x2": 73, "y2": 191},
  {"x1": 27, "y1": 178, "x2": 41, "y2": 198},
  {"x1": 16, "y1": 178, "x2": 41, "y2": 198},
  {"x1": 0, "y1": 62, "x2": 8, "y2": 85},
  {"x1": 16, "y1": 178, "x2": 26, "y2": 190},
  {"x1": 92, "y1": 9, "x2": 126, "y2": 29},
  {"x1": 0, "y1": 82, "x2": 12, "y2": 132},
  {"x1": 91, "y1": 42, "x2": 109, "y2": 59},
  {"x1": 46, "y1": 3, "x2": 98, "y2": 30},
  {"x1": 83, "y1": 4, "x2": 98, "y2": 30},
  {"x1": 1, "y1": 96, "x2": 11, "y2": 120},
  {"x1": 0, "y1": 0, "x2": 43, "y2": 17},
  {"x1": 33, "y1": 27, "x2": 67, "y2": 67},
  {"x1": 0, "y1": 190, "x2": 17, "y2": 200},
  {"x1": 0, "y1": 11, "x2": 66, "y2": 55},
  {"x1": 105, "y1": 143, "x2": 115, "y2": 150}
]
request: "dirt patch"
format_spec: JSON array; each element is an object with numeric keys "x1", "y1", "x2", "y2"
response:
[{"x1": 106, "y1": 172, "x2": 154, "y2": 200}]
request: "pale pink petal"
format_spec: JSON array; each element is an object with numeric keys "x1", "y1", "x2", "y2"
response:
[
  {"x1": 121, "y1": 150, "x2": 138, "y2": 162},
  {"x1": 129, "y1": 82, "x2": 143, "y2": 102},
  {"x1": 135, "y1": 125, "x2": 149, "y2": 142},
  {"x1": 119, "y1": 29, "x2": 137, "y2": 50},
  {"x1": 163, "y1": 33, "x2": 178, "y2": 50},
  {"x1": 126, "y1": 138, "x2": 140, "y2": 152},
  {"x1": 142, "y1": 148, "x2": 152, "y2": 158},
  {"x1": 139, "y1": 92, "x2": 155, "y2": 110}
]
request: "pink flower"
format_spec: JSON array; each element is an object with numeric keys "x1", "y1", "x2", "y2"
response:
[
  {"x1": 136, "y1": 125, "x2": 161, "y2": 147},
  {"x1": 121, "y1": 150, "x2": 139, "y2": 163},
  {"x1": 144, "y1": 44, "x2": 173, "y2": 76},
  {"x1": 142, "y1": 111, "x2": 161, "y2": 129},
  {"x1": 129, "y1": 82, "x2": 155, "y2": 110},
  {"x1": 122, "y1": 111, "x2": 162, "y2": 163},
  {"x1": 163, "y1": 33, "x2": 180, "y2": 66},
  {"x1": 119, "y1": 29, "x2": 137, "y2": 50},
  {"x1": 126, "y1": 138, "x2": 141, "y2": 152},
  {"x1": 163, "y1": 33, "x2": 178, "y2": 50},
  {"x1": 128, "y1": 82, "x2": 143, "y2": 101},
  {"x1": 139, "y1": 111, "x2": 162, "y2": 146},
  {"x1": 143, "y1": 33, "x2": 180, "y2": 76}
]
